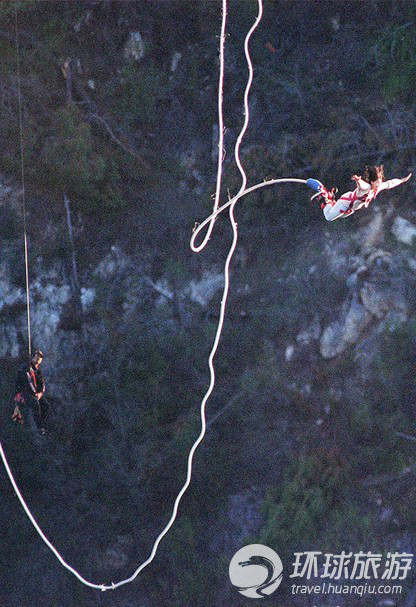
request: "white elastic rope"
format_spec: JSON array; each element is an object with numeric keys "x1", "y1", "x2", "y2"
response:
[
  {"x1": 234, "y1": 0, "x2": 263, "y2": 195},
  {"x1": 216, "y1": 0, "x2": 264, "y2": 335},
  {"x1": 0, "y1": 442, "x2": 105, "y2": 590},
  {"x1": 195, "y1": 0, "x2": 227, "y2": 251}
]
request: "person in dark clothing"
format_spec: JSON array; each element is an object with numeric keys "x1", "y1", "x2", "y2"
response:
[{"x1": 13, "y1": 350, "x2": 50, "y2": 435}]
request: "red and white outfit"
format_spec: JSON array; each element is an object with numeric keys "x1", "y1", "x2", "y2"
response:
[{"x1": 323, "y1": 177, "x2": 408, "y2": 221}]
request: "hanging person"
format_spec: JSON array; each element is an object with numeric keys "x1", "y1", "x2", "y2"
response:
[
  {"x1": 13, "y1": 350, "x2": 50, "y2": 435},
  {"x1": 307, "y1": 166, "x2": 412, "y2": 221}
]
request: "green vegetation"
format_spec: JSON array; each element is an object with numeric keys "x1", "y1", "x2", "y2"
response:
[
  {"x1": 260, "y1": 450, "x2": 372, "y2": 560},
  {"x1": 35, "y1": 106, "x2": 107, "y2": 201},
  {"x1": 113, "y1": 61, "x2": 168, "y2": 129},
  {"x1": 373, "y1": 21, "x2": 416, "y2": 102}
]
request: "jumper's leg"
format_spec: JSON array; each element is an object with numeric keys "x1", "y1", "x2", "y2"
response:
[{"x1": 306, "y1": 178, "x2": 325, "y2": 192}]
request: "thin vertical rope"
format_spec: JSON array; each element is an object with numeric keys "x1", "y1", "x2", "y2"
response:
[
  {"x1": 192, "y1": 0, "x2": 227, "y2": 253},
  {"x1": 14, "y1": 4, "x2": 32, "y2": 360}
]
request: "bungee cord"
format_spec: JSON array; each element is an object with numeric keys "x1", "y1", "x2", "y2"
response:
[
  {"x1": 190, "y1": 177, "x2": 308, "y2": 252},
  {"x1": 2, "y1": 0, "x2": 312, "y2": 593},
  {"x1": 195, "y1": 0, "x2": 228, "y2": 252},
  {"x1": 234, "y1": 0, "x2": 263, "y2": 199},
  {"x1": 190, "y1": 0, "x2": 309, "y2": 253},
  {"x1": 0, "y1": 441, "x2": 103, "y2": 589}
]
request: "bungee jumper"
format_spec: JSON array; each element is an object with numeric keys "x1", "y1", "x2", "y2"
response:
[
  {"x1": 307, "y1": 165, "x2": 412, "y2": 221},
  {"x1": 13, "y1": 350, "x2": 50, "y2": 436}
]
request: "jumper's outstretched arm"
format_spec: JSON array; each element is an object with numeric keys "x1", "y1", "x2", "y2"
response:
[{"x1": 380, "y1": 172, "x2": 412, "y2": 191}]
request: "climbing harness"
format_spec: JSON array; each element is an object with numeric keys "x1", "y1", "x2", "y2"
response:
[
  {"x1": 338, "y1": 185, "x2": 379, "y2": 217},
  {"x1": 308, "y1": 176, "x2": 384, "y2": 218}
]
